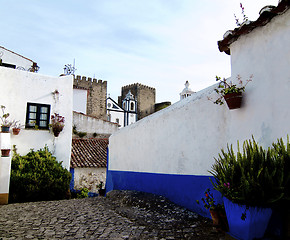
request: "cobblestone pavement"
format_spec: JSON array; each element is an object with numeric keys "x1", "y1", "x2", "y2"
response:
[{"x1": 0, "y1": 190, "x2": 225, "y2": 240}]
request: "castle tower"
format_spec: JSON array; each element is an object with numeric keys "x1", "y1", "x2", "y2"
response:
[
  {"x1": 119, "y1": 83, "x2": 155, "y2": 120},
  {"x1": 73, "y1": 75, "x2": 107, "y2": 120},
  {"x1": 180, "y1": 81, "x2": 195, "y2": 100},
  {"x1": 122, "y1": 90, "x2": 137, "y2": 126}
]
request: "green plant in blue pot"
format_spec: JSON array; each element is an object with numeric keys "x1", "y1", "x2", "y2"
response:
[{"x1": 209, "y1": 137, "x2": 286, "y2": 240}]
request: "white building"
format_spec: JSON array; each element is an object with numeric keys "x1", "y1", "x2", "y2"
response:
[
  {"x1": 106, "y1": 97, "x2": 125, "y2": 127},
  {"x1": 107, "y1": 90, "x2": 137, "y2": 128},
  {"x1": 122, "y1": 90, "x2": 137, "y2": 127},
  {"x1": 107, "y1": 1, "x2": 290, "y2": 220},
  {"x1": 73, "y1": 86, "x2": 87, "y2": 114},
  {"x1": 0, "y1": 46, "x2": 39, "y2": 72},
  {"x1": 0, "y1": 47, "x2": 73, "y2": 204}
]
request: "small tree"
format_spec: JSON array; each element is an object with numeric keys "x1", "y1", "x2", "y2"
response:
[{"x1": 9, "y1": 146, "x2": 71, "y2": 203}]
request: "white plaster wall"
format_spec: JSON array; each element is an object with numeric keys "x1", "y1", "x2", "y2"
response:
[
  {"x1": 74, "y1": 167, "x2": 106, "y2": 193},
  {"x1": 73, "y1": 112, "x2": 118, "y2": 135},
  {"x1": 110, "y1": 110, "x2": 124, "y2": 127},
  {"x1": 0, "y1": 47, "x2": 34, "y2": 70},
  {"x1": 73, "y1": 89, "x2": 87, "y2": 114},
  {"x1": 0, "y1": 67, "x2": 73, "y2": 169},
  {"x1": 109, "y1": 11, "x2": 290, "y2": 176},
  {"x1": 128, "y1": 113, "x2": 136, "y2": 125}
]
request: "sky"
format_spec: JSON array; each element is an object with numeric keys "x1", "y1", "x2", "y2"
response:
[{"x1": 0, "y1": 0, "x2": 277, "y2": 103}]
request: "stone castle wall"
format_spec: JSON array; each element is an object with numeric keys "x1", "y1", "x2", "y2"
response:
[
  {"x1": 74, "y1": 75, "x2": 107, "y2": 120},
  {"x1": 120, "y1": 83, "x2": 156, "y2": 120}
]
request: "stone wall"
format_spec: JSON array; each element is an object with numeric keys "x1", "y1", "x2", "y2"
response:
[
  {"x1": 119, "y1": 83, "x2": 155, "y2": 120},
  {"x1": 74, "y1": 75, "x2": 107, "y2": 120}
]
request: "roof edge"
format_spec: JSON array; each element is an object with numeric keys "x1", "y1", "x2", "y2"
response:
[{"x1": 218, "y1": 0, "x2": 290, "y2": 55}]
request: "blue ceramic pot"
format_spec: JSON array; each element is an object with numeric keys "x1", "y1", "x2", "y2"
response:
[
  {"x1": 223, "y1": 197, "x2": 272, "y2": 240},
  {"x1": 1, "y1": 126, "x2": 10, "y2": 133}
]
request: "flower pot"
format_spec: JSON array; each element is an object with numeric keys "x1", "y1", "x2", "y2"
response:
[
  {"x1": 209, "y1": 209, "x2": 220, "y2": 226},
  {"x1": 1, "y1": 149, "x2": 10, "y2": 157},
  {"x1": 224, "y1": 197, "x2": 272, "y2": 240},
  {"x1": 223, "y1": 92, "x2": 243, "y2": 109},
  {"x1": 53, "y1": 129, "x2": 61, "y2": 137},
  {"x1": 12, "y1": 128, "x2": 20, "y2": 135},
  {"x1": 209, "y1": 209, "x2": 229, "y2": 232},
  {"x1": 1, "y1": 126, "x2": 10, "y2": 133}
]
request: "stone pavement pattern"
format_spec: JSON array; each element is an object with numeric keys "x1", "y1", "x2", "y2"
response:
[{"x1": 0, "y1": 190, "x2": 224, "y2": 239}]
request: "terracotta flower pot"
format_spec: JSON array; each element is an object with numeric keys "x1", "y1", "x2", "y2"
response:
[
  {"x1": 53, "y1": 129, "x2": 61, "y2": 137},
  {"x1": 1, "y1": 149, "x2": 10, "y2": 157},
  {"x1": 223, "y1": 92, "x2": 243, "y2": 110},
  {"x1": 209, "y1": 209, "x2": 220, "y2": 226},
  {"x1": 12, "y1": 128, "x2": 21, "y2": 135}
]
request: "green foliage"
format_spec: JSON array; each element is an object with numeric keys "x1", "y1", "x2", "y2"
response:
[
  {"x1": 77, "y1": 131, "x2": 87, "y2": 138},
  {"x1": 72, "y1": 125, "x2": 87, "y2": 138},
  {"x1": 76, "y1": 188, "x2": 89, "y2": 199},
  {"x1": 272, "y1": 137, "x2": 290, "y2": 200},
  {"x1": 9, "y1": 146, "x2": 71, "y2": 203},
  {"x1": 209, "y1": 137, "x2": 285, "y2": 207}
]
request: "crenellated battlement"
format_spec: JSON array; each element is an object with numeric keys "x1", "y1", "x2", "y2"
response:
[
  {"x1": 73, "y1": 75, "x2": 107, "y2": 120},
  {"x1": 122, "y1": 83, "x2": 155, "y2": 92},
  {"x1": 74, "y1": 75, "x2": 107, "y2": 87}
]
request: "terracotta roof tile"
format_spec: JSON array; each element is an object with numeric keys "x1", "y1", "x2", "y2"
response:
[
  {"x1": 70, "y1": 138, "x2": 108, "y2": 168},
  {"x1": 218, "y1": 0, "x2": 290, "y2": 54}
]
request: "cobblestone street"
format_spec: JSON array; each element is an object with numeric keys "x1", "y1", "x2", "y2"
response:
[{"x1": 0, "y1": 190, "x2": 224, "y2": 239}]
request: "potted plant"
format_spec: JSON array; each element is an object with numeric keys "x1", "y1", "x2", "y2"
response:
[
  {"x1": 0, "y1": 105, "x2": 15, "y2": 132},
  {"x1": 212, "y1": 75, "x2": 252, "y2": 109},
  {"x1": 1, "y1": 149, "x2": 10, "y2": 157},
  {"x1": 11, "y1": 121, "x2": 24, "y2": 135},
  {"x1": 49, "y1": 113, "x2": 65, "y2": 137},
  {"x1": 97, "y1": 181, "x2": 106, "y2": 196},
  {"x1": 197, "y1": 188, "x2": 228, "y2": 232},
  {"x1": 209, "y1": 137, "x2": 285, "y2": 240}
]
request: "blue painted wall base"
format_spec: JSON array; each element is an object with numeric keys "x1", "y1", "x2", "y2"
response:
[{"x1": 106, "y1": 170, "x2": 223, "y2": 218}]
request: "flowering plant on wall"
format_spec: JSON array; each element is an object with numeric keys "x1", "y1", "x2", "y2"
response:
[
  {"x1": 49, "y1": 113, "x2": 65, "y2": 137},
  {"x1": 0, "y1": 105, "x2": 16, "y2": 132},
  {"x1": 210, "y1": 75, "x2": 252, "y2": 109}
]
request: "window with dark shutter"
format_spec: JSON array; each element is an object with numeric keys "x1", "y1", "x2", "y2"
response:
[{"x1": 25, "y1": 103, "x2": 51, "y2": 129}]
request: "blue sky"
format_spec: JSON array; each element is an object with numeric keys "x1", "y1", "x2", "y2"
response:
[{"x1": 0, "y1": 0, "x2": 277, "y2": 103}]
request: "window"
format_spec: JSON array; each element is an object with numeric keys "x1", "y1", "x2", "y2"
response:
[
  {"x1": 26, "y1": 103, "x2": 51, "y2": 129},
  {"x1": 116, "y1": 118, "x2": 119, "y2": 124},
  {"x1": 130, "y1": 102, "x2": 134, "y2": 111}
]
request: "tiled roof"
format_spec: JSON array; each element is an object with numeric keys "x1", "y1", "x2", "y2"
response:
[
  {"x1": 71, "y1": 138, "x2": 108, "y2": 168},
  {"x1": 218, "y1": 0, "x2": 290, "y2": 54}
]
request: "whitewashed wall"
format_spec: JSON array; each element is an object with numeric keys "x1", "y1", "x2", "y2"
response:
[
  {"x1": 0, "y1": 67, "x2": 73, "y2": 169},
  {"x1": 73, "y1": 88, "x2": 87, "y2": 114},
  {"x1": 73, "y1": 111, "x2": 118, "y2": 135},
  {"x1": 0, "y1": 47, "x2": 35, "y2": 71},
  {"x1": 107, "y1": 10, "x2": 290, "y2": 216}
]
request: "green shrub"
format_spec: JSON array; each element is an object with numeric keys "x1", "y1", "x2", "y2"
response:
[
  {"x1": 9, "y1": 146, "x2": 71, "y2": 203},
  {"x1": 76, "y1": 188, "x2": 89, "y2": 198},
  {"x1": 272, "y1": 137, "x2": 290, "y2": 201},
  {"x1": 209, "y1": 137, "x2": 285, "y2": 207}
]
